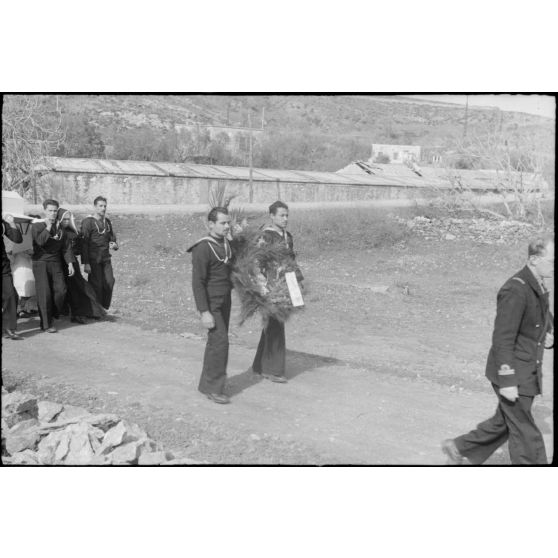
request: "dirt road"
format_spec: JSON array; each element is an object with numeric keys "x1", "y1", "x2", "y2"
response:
[{"x1": 3, "y1": 315, "x2": 553, "y2": 464}]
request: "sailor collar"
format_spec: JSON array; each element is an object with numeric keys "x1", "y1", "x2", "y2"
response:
[
  {"x1": 187, "y1": 235, "x2": 232, "y2": 263},
  {"x1": 263, "y1": 227, "x2": 289, "y2": 245}
]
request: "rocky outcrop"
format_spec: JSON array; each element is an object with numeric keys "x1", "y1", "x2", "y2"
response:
[{"x1": 1, "y1": 389, "x2": 202, "y2": 466}]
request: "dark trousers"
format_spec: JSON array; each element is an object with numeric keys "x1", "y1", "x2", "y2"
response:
[
  {"x1": 252, "y1": 316, "x2": 286, "y2": 377},
  {"x1": 2, "y1": 273, "x2": 18, "y2": 331},
  {"x1": 67, "y1": 265, "x2": 106, "y2": 319},
  {"x1": 89, "y1": 261, "x2": 115, "y2": 310},
  {"x1": 199, "y1": 292, "x2": 231, "y2": 395},
  {"x1": 455, "y1": 385, "x2": 547, "y2": 465},
  {"x1": 32, "y1": 260, "x2": 67, "y2": 330}
]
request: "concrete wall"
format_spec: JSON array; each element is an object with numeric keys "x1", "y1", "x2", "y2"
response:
[{"x1": 34, "y1": 171, "x2": 436, "y2": 206}]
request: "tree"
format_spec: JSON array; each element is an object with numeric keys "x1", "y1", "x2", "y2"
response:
[
  {"x1": 2, "y1": 95, "x2": 64, "y2": 198},
  {"x1": 443, "y1": 130, "x2": 552, "y2": 223},
  {"x1": 54, "y1": 114, "x2": 105, "y2": 158}
]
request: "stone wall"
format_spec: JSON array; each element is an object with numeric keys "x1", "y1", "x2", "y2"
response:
[{"x1": 34, "y1": 171, "x2": 433, "y2": 206}]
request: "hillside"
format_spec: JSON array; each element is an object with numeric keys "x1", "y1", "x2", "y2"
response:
[
  {"x1": 59, "y1": 93, "x2": 554, "y2": 141},
  {"x1": 5, "y1": 94, "x2": 555, "y2": 172}
]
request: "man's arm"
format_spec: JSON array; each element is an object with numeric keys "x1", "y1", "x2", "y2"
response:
[
  {"x1": 62, "y1": 233, "x2": 75, "y2": 265},
  {"x1": 80, "y1": 218, "x2": 92, "y2": 266},
  {"x1": 491, "y1": 282, "x2": 526, "y2": 389},
  {"x1": 287, "y1": 232, "x2": 304, "y2": 282},
  {"x1": 108, "y1": 218, "x2": 118, "y2": 250},
  {"x1": 2, "y1": 218, "x2": 23, "y2": 244},
  {"x1": 31, "y1": 222, "x2": 52, "y2": 246},
  {"x1": 191, "y1": 244, "x2": 210, "y2": 313}
]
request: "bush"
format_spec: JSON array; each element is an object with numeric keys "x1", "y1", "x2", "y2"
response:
[{"x1": 286, "y1": 207, "x2": 410, "y2": 255}]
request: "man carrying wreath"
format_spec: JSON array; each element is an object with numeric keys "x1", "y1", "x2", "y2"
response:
[{"x1": 251, "y1": 201, "x2": 304, "y2": 384}]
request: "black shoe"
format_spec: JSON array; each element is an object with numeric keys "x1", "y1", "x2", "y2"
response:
[
  {"x1": 262, "y1": 373, "x2": 288, "y2": 383},
  {"x1": 205, "y1": 393, "x2": 230, "y2": 404},
  {"x1": 4, "y1": 329, "x2": 24, "y2": 340},
  {"x1": 71, "y1": 316, "x2": 87, "y2": 324},
  {"x1": 441, "y1": 439, "x2": 464, "y2": 465}
]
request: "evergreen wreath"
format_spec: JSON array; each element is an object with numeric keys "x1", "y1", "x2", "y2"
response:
[{"x1": 231, "y1": 226, "x2": 303, "y2": 326}]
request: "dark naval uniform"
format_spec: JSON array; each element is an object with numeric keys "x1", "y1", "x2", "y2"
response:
[
  {"x1": 2, "y1": 220, "x2": 23, "y2": 333},
  {"x1": 252, "y1": 227, "x2": 304, "y2": 380},
  {"x1": 454, "y1": 265, "x2": 553, "y2": 464},
  {"x1": 81, "y1": 215, "x2": 117, "y2": 310},
  {"x1": 188, "y1": 235, "x2": 233, "y2": 396},
  {"x1": 31, "y1": 220, "x2": 73, "y2": 330}
]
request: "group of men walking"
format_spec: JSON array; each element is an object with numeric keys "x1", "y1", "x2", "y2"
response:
[
  {"x1": 3, "y1": 194, "x2": 554, "y2": 465},
  {"x1": 2, "y1": 196, "x2": 118, "y2": 338},
  {"x1": 189, "y1": 200, "x2": 554, "y2": 465}
]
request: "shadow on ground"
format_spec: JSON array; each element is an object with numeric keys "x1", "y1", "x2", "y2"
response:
[{"x1": 226, "y1": 349, "x2": 343, "y2": 397}]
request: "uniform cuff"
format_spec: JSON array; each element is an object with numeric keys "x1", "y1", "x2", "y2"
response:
[{"x1": 498, "y1": 366, "x2": 517, "y2": 388}]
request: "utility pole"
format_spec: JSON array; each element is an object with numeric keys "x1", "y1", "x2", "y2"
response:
[
  {"x1": 248, "y1": 112, "x2": 254, "y2": 203},
  {"x1": 261, "y1": 106, "x2": 265, "y2": 129}
]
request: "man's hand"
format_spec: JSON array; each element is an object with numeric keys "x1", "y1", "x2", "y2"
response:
[
  {"x1": 3, "y1": 213, "x2": 15, "y2": 227},
  {"x1": 68, "y1": 264, "x2": 75, "y2": 277},
  {"x1": 109, "y1": 241, "x2": 119, "y2": 251},
  {"x1": 545, "y1": 332, "x2": 554, "y2": 349},
  {"x1": 201, "y1": 311, "x2": 215, "y2": 330},
  {"x1": 84, "y1": 264, "x2": 91, "y2": 274},
  {"x1": 499, "y1": 385, "x2": 519, "y2": 402}
]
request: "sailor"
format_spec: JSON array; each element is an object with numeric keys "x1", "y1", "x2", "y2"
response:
[
  {"x1": 187, "y1": 207, "x2": 233, "y2": 404},
  {"x1": 252, "y1": 201, "x2": 304, "y2": 383}
]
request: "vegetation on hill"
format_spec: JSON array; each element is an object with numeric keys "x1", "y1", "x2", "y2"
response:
[{"x1": 3, "y1": 94, "x2": 555, "y2": 190}]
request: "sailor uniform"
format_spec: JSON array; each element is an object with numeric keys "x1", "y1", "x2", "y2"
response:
[
  {"x1": 188, "y1": 236, "x2": 233, "y2": 395},
  {"x1": 31, "y1": 220, "x2": 72, "y2": 330},
  {"x1": 81, "y1": 215, "x2": 117, "y2": 310},
  {"x1": 252, "y1": 227, "x2": 303, "y2": 379}
]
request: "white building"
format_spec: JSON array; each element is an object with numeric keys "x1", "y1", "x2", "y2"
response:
[{"x1": 371, "y1": 143, "x2": 421, "y2": 164}]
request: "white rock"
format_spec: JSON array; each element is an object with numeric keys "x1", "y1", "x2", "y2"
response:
[
  {"x1": 37, "y1": 428, "x2": 71, "y2": 464},
  {"x1": 10, "y1": 449, "x2": 40, "y2": 465},
  {"x1": 1, "y1": 391, "x2": 38, "y2": 416},
  {"x1": 105, "y1": 441, "x2": 142, "y2": 464},
  {"x1": 5, "y1": 419, "x2": 41, "y2": 455},
  {"x1": 56, "y1": 405, "x2": 92, "y2": 422},
  {"x1": 38, "y1": 401, "x2": 64, "y2": 423},
  {"x1": 63, "y1": 423, "x2": 98, "y2": 465},
  {"x1": 98, "y1": 420, "x2": 148, "y2": 455}
]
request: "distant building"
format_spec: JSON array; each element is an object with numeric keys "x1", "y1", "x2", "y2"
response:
[{"x1": 371, "y1": 143, "x2": 421, "y2": 164}]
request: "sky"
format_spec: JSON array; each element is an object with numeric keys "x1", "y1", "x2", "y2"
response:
[{"x1": 407, "y1": 94, "x2": 555, "y2": 119}]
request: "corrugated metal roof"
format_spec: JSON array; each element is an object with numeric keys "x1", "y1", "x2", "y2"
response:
[
  {"x1": 41, "y1": 157, "x2": 547, "y2": 191},
  {"x1": 43, "y1": 157, "x2": 406, "y2": 187}
]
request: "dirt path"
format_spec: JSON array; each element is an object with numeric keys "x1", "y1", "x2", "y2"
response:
[{"x1": 3, "y1": 316, "x2": 553, "y2": 464}]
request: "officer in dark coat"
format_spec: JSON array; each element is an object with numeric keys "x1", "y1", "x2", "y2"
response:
[
  {"x1": 252, "y1": 201, "x2": 304, "y2": 383},
  {"x1": 187, "y1": 207, "x2": 233, "y2": 404},
  {"x1": 442, "y1": 237, "x2": 554, "y2": 465},
  {"x1": 2, "y1": 213, "x2": 24, "y2": 339}
]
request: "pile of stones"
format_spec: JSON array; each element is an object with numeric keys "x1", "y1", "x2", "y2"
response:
[
  {"x1": 401, "y1": 215, "x2": 537, "y2": 244},
  {"x1": 1, "y1": 387, "x2": 200, "y2": 465}
]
